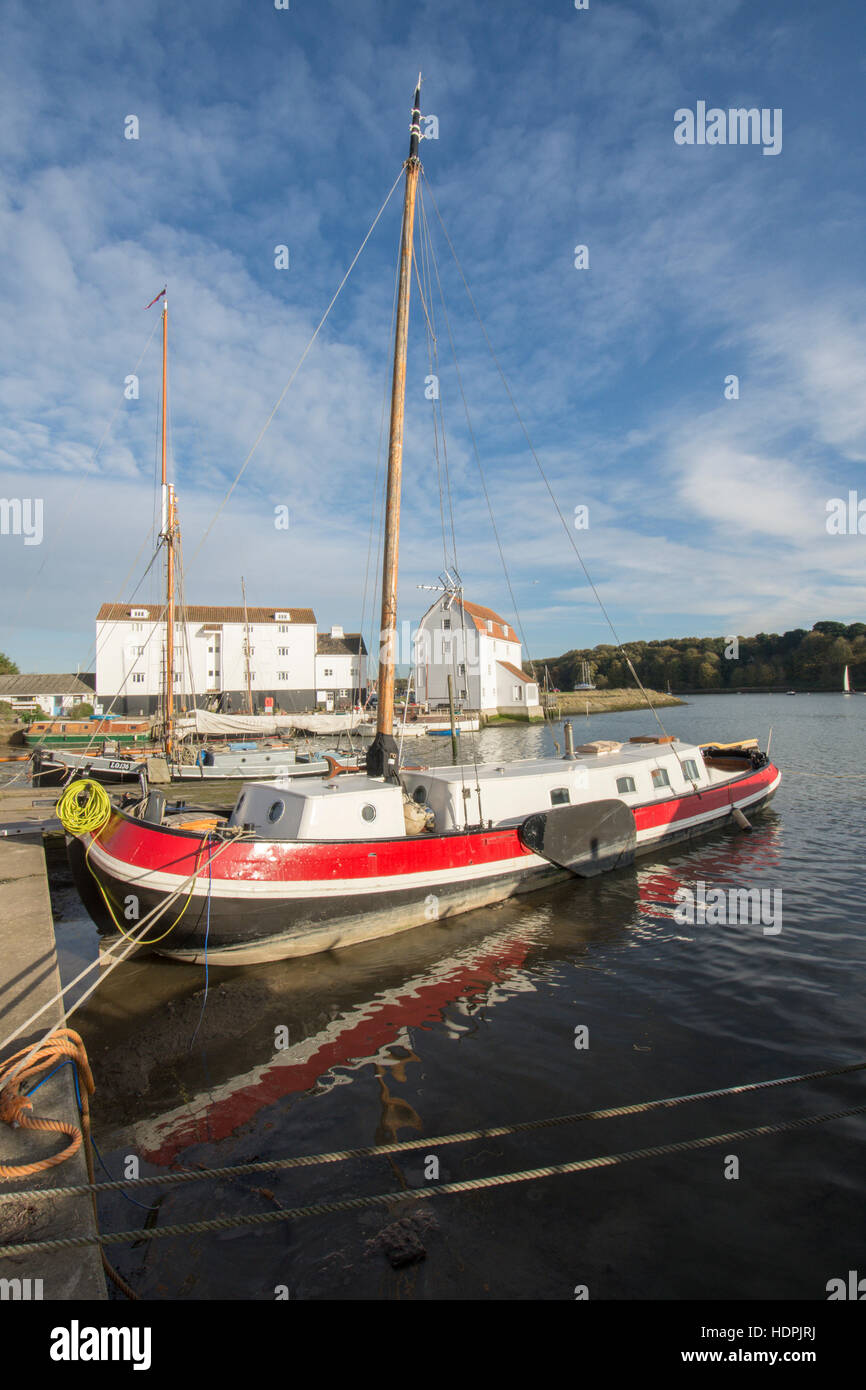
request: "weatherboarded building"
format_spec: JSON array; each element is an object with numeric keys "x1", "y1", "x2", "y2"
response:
[
  {"x1": 95, "y1": 603, "x2": 319, "y2": 715},
  {"x1": 413, "y1": 597, "x2": 541, "y2": 718},
  {"x1": 314, "y1": 628, "x2": 367, "y2": 710}
]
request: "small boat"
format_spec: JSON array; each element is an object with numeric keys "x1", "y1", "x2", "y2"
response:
[
  {"x1": 843, "y1": 666, "x2": 851, "y2": 696},
  {"x1": 67, "y1": 80, "x2": 780, "y2": 967},
  {"x1": 25, "y1": 717, "x2": 151, "y2": 747}
]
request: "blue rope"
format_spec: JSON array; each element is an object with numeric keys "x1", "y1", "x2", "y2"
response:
[
  {"x1": 26, "y1": 1058, "x2": 157, "y2": 1211},
  {"x1": 189, "y1": 831, "x2": 212, "y2": 1050}
]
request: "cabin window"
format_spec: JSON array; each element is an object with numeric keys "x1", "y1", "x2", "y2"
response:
[
  {"x1": 651, "y1": 768, "x2": 671, "y2": 790},
  {"x1": 616, "y1": 775, "x2": 636, "y2": 794},
  {"x1": 412, "y1": 785, "x2": 427, "y2": 805},
  {"x1": 550, "y1": 787, "x2": 570, "y2": 806},
  {"x1": 361, "y1": 804, "x2": 377, "y2": 823},
  {"x1": 682, "y1": 759, "x2": 700, "y2": 781},
  {"x1": 267, "y1": 800, "x2": 285, "y2": 823}
]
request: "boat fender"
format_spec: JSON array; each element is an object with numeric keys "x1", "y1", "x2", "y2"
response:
[{"x1": 732, "y1": 807, "x2": 752, "y2": 832}]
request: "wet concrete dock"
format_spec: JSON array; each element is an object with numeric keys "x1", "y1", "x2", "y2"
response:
[{"x1": 0, "y1": 796, "x2": 106, "y2": 1299}]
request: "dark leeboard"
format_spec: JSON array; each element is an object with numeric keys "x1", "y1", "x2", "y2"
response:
[{"x1": 519, "y1": 799, "x2": 636, "y2": 877}]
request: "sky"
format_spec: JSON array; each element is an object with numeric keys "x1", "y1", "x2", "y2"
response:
[{"x1": 0, "y1": 0, "x2": 864, "y2": 673}]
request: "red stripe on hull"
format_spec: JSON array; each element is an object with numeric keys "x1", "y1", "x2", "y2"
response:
[{"x1": 94, "y1": 762, "x2": 779, "y2": 885}]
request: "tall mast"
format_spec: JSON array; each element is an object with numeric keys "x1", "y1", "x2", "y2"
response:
[
  {"x1": 367, "y1": 76, "x2": 423, "y2": 780},
  {"x1": 160, "y1": 297, "x2": 175, "y2": 759},
  {"x1": 241, "y1": 575, "x2": 254, "y2": 715}
]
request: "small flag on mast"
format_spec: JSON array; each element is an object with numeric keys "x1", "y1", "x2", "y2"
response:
[{"x1": 144, "y1": 287, "x2": 167, "y2": 309}]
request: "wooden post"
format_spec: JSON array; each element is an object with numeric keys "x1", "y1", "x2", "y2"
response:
[{"x1": 447, "y1": 673, "x2": 458, "y2": 765}]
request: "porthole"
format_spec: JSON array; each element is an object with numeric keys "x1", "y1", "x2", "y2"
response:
[
  {"x1": 412, "y1": 785, "x2": 428, "y2": 805},
  {"x1": 361, "y1": 803, "x2": 377, "y2": 823},
  {"x1": 267, "y1": 800, "x2": 285, "y2": 823}
]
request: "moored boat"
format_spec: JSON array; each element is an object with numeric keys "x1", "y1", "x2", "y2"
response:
[{"x1": 65, "y1": 79, "x2": 782, "y2": 967}]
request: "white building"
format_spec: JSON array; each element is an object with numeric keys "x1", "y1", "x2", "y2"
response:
[
  {"x1": 315, "y1": 628, "x2": 368, "y2": 711},
  {"x1": 413, "y1": 596, "x2": 541, "y2": 718},
  {"x1": 0, "y1": 673, "x2": 97, "y2": 717},
  {"x1": 95, "y1": 603, "x2": 318, "y2": 715}
]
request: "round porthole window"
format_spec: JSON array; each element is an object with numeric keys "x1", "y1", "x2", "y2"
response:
[
  {"x1": 268, "y1": 800, "x2": 285, "y2": 823},
  {"x1": 361, "y1": 803, "x2": 377, "y2": 823}
]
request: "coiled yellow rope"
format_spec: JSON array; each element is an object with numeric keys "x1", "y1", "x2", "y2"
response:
[{"x1": 56, "y1": 779, "x2": 112, "y2": 836}]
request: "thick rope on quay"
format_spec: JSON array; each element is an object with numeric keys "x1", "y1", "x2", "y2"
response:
[
  {"x1": 4, "y1": 1056, "x2": 865, "y2": 1203},
  {"x1": 0, "y1": 1028, "x2": 139, "y2": 1299},
  {"x1": 0, "y1": 1102, "x2": 864, "y2": 1258},
  {"x1": 0, "y1": 1029, "x2": 93, "y2": 1180}
]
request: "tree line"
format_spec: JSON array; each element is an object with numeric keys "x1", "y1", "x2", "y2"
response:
[{"x1": 540, "y1": 621, "x2": 865, "y2": 692}]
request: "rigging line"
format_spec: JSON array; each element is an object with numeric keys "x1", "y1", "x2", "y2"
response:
[
  {"x1": 8, "y1": 1057, "x2": 866, "y2": 1200},
  {"x1": 415, "y1": 200, "x2": 473, "y2": 802},
  {"x1": 186, "y1": 167, "x2": 406, "y2": 571},
  {"x1": 20, "y1": 312, "x2": 162, "y2": 609},
  {"x1": 422, "y1": 173, "x2": 673, "y2": 739},
  {"x1": 422, "y1": 194, "x2": 538, "y2": 691},
  {"x1": 417, "y1": 196, "x2": 483, "y2": 803},
  {"x1": 359, "y1": 218, "x2": 403, "y2": 713},
  {"x1": 11, "y1": 536, "x2": 163, "y2": 776},
  {"x1": 419, "y1": 192, "x2": 456, "y2": 575},
  {"x1": 4, "y1": 1104, "x2": 865, "y2": 1254}
]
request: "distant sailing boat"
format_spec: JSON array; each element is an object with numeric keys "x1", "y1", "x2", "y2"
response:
[{"x1": 843, "y1": 665, "x2": 851, "y2": 696}]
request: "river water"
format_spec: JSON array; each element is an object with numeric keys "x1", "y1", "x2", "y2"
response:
[{"x1": 43, "y1": 694, "x2": 866, "y2": 1299}]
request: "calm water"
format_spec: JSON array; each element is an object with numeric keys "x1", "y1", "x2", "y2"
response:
[{"x1": 48, "y1": 694, "x2": 866, "y2": 1299}]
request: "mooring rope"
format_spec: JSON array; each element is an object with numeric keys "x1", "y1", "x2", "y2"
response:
[
  {"x1": 1, "y1": 1102, "x2": 863, "y2": 1258},
  {"x1": 4, "y1": 1058, "x2": 864, "y2": 1203}
]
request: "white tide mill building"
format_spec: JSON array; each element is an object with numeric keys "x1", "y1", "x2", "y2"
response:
[
  {"x1": 96, "y1": 604, "x2": 318, "y2": 715},
  {"x1": 413, "y1": 596, "x2": 540, "y2": 717}
]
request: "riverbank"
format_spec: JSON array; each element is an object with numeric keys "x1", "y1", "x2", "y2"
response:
[{"x1": 537, "y1": 687, "x2": 683, "y2": 718}]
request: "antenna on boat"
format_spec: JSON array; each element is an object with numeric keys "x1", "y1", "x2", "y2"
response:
[{"x1": 366, "y1": 76, "x2": 423, "y2": 781}]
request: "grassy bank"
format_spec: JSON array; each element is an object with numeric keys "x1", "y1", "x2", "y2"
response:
[{"x1": 542, "y1": 688, "x2": 685, "y2": 716}]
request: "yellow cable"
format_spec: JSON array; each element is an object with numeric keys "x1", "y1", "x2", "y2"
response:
[{"x1": 56, "y1": 780, "x2": 112, "y2": 835}]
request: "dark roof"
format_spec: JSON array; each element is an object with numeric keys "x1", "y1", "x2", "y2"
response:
[
  {"x1": 97, "y1": 604, "x2": 316, "y2": 625},
  {"x1": 0, "y1": 674, "x2": 96, "y2": 696},
  {"x1": 316, "y1": 633, "x2": 367, "y2": 656}
]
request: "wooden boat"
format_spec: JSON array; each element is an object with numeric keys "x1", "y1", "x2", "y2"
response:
[
  {"x1": 25, "y1": 718, "x2": 151, "y2": 747},
  {"x1": 67, "y1": 80, "x2": 781, "y2": 966}
]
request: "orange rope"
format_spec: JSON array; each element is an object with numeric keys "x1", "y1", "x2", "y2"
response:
[
  {"x1": 0, "y1": 1028, "x2": 93, "y2": 1180},
  {"x1": 0, "y1": 1027, "x2": 139, "y2": 1298}
]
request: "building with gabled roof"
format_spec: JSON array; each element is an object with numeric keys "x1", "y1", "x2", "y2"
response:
[
  {"x1": 95, "y1": 602, "x2": 320, "y2": 715},
  {"x1": 413, "y1": 595, "x2": 540, "y2": 718},
  {"x1": 315, "y1": 628, "x2": 368, "y2": 710},
  {"x1": 0, "y1": 673, "x2": 96, "y2": 717}
]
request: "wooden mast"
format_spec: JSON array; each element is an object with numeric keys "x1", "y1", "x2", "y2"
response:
[
  {"x1": 160, "y1": 297, "x2": 175, "y2": 760},
  {"x1": 367, "y1": 77, "x2": 423, "y2": 780},
  {"x1": 241, "y1": 575, "x2": 254, "y2": 715}
]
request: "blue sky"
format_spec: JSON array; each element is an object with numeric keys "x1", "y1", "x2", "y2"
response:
[{"x1": 1, "y1": 0, "x2": 865, "y2": 672}]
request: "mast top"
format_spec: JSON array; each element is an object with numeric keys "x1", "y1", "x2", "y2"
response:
[{"x1": 408, "y1": 76, "x2": 422, "y2": 161}]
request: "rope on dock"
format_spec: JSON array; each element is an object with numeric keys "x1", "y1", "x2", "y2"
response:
[
  {"x1": 1, "y1": 1101, "x2": 863, "y2": 1258},
  {"x1": 0, "y1": 1029, "x2": 139, "y2": 1298},
  {"x1": 4, "y1": 1057, "x2": 865, "y2": 1202}
]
